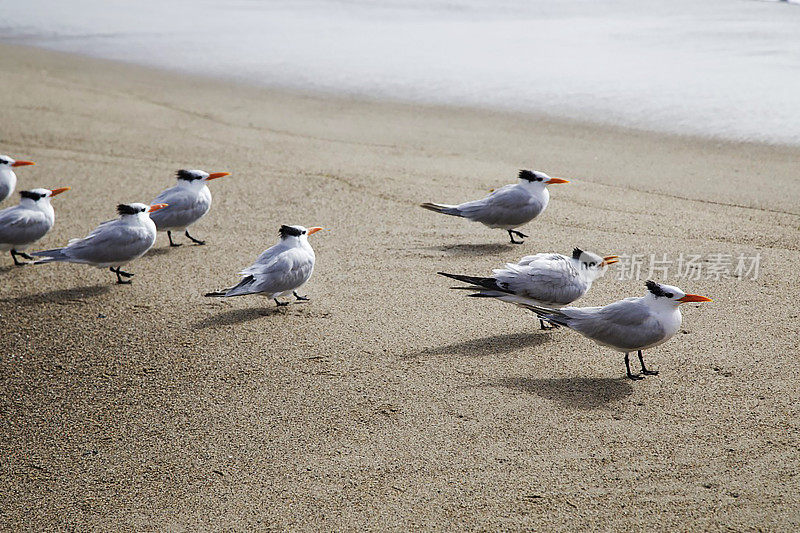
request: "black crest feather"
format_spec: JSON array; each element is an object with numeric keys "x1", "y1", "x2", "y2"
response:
[
  {"x1": 572, "y1": 247, "x2": 584, "y2": 260},
  {"x1": 117, "y1": 204, "x2": 140, "y2": 215},
  {"x1": 176, "y1": 169, "x2": 202, "y2": 181},
  {"x1": 20, "y1": 190, "x2": 45, "y2": 201},
  {"x1": 646, "y1": 280, "x2": 668, "y2": 297},
  {"x1": 518, "y1": 169, "x2": 539, "y2": 182},
  {"x1": 279, "y1": 225, "x2": 302, "y2": 238}
]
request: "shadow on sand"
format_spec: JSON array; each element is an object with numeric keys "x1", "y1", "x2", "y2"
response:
[
  {"x1": 424, "y1": 243, "x2": 514, "y2": 257},
  {"x1": 493, "y1": 376, "x2": 634, "y2": 409},
  {"x1": 407, "y1": 331, "x2": 550, "y2": 359},
  {"x1": 0, "y1": 284, "x2": 111, "y2": 306},
  {"x1": 194, "y1": 303, "x2": 314, "y2": 329}
]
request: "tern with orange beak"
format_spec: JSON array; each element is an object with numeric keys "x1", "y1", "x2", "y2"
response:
[
  {"x1": 0, "y1": 155, "x2": 36, "y2": 204},
  {"x1": 519, "y1": 281, "x2": 712, "y2": 379},
  {"x1": 205, "y1": 224, "x2": 323, "y2": 306},
  {"x1": 421, "y1": 169, "x2": 569, "y2": 244},
  {"x1": 439, "y1": 247, "x2": 618, "y2": 329},
  {"x1": 0, "y1": 187, "x2": 70, "y2": 265},
  {"x1": 32, "y1": 202, "x2": 168, "y2": 284},
  {"x1": 149, "y1": 169, "x2": 230, "y2": 247}
]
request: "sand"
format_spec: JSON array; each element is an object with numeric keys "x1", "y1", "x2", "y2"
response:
[{"x1": 0, "y1": 43, "x2": 798, "y2": 531}]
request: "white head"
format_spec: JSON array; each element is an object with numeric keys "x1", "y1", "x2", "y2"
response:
[
  {"x1": 644, "y1": 280, "x2": 712, "y2": 306},
  {"x1": 117, "y1": 202, "x2": 168, "y2": 218},
  {"x1": 278, "y1": 224, "x2": 324, "y2": 244},
  {"x1": 19, "y1": 187, "x2": 70, "y2": 206},
  {"x1": 570, "y1": 247, "x2": 618, "y2": 280},
  {"x1": 0, "y1": 155, "x2": 35, "y2": 173},
  {"x1": 175, "y1": 169, "x2": 230, "y2": 188},
  {"x1": 517, "y1": 169, "x2": 570, "y2": 188}
]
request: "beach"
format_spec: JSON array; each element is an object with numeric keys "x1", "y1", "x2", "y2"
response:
[{"x1": 1, "y1": 43, "x2": 799, "y2": 530}]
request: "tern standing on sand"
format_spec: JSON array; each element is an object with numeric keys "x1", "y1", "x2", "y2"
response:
[
  {"x1": 0, "y1": 156, "x2": 36, "y2": 204},
  {"x1": 521, "y1": 280, "x2": 712, "y2": 379},
  {"x1": 439, "y1": 247, "x2": 618, "y2": 329},
  {"x1": 0, "y1": 187, "x2": 70, "y2": 265},
  {"x1": 421, "y1": 169, "x2": 569, "y2": 244},
  {"x1": 32, "y1": 203, "x2": 168, "y2": 284},
  {"x1": 149, "y1": 169, "x2": 230, "y2": 247},
  {"x1": 205, "y1": 224, "x2": 323, "y2": 307}
]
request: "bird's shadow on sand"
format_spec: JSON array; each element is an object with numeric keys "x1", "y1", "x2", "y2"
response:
[
  {"x1": 194, "y1": 303, "x2": 308, "y2": 329},
  {"x1": 0, "y1": 284, "x2": 111, "y2": 306},
  {"x1": 424, "y1": 243, "x2": 515, "y2": 257},
  {"x1": 493, "y1": 376, "x2": 634, "y2": 409},
  {"x1": 406, "y1": 331, "x2": 550, "y2": 358},
  {"x1": 146, "y1": 243, "x2": 206, "y2": 259},
  {"x1": 145, "y1": 247, "x2": 177, "y2": 258}
]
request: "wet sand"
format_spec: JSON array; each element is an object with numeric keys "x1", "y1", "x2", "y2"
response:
[{"x1": 0, "y1": 43, "x2": 798, "y2": 530}]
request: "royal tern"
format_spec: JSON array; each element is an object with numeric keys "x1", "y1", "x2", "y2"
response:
[
  {"x1": 421, "y1": 169, "x2": 569, "y2": 244},
  {"x1": 0, "y1": 187, "x2": 70, "y2": 265},
  {"x1": 32, "y1": 202, "x2": 168, "y2": 284},
  {"x1": 149, "y1": 169, "x2": 230, "y2": 247},
  {"x1": 0, "y1": 156, "x2": 36, "y2": 204},
  {"x1": 205, "y1": 224, "x2": 323, "y2": 306},
  {"x1": 521, "y1": 280, "x2": 712, "y2": 379},
  {"x1": 439, "y1": 247, "x2": 618, "y2": 329}
]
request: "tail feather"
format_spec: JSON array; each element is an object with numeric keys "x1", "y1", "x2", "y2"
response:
[
  {"x1": 204, "y1": 275, "x2": 256, "y2": 298},
  {"x1": 204, "y1": 290, "x2": 228, "y2": 297},
  {"x1": 420, "y1": 202, "x2": 463, "y2": 217},
  {"x1": 31, "y1": 248, "x2": 68, "y2": 263},
  {"x1": 437, "y1": 271, "x2": 511, "y2": 294},
  {"x1": 515, "y1": 302, "x2": 571, "y2": 327}
]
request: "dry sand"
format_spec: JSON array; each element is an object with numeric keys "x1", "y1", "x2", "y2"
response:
[{"x1": 0, "y1": 43, "x2": 798, "y2": 531}]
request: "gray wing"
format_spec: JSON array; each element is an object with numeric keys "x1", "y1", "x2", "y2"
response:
[
  {"x1": 562, "y1": 299, "x2": 666, "y2": 351},
  {"x1": 516, "y1": 253, "x2": 561, "y2": 266},
  {"x1": 457, "y1": 184, "x2": 543, "y2": 227},
  {"x1": 0, "y1": 206, "x2": 51, "y2": 245},
  {"x1": 493, "y1": 255, "x2": 587, "y2": 306},
  {"x1": 149, "y1": 187, "x2": 210, "y2": 230},
  {"x1": 62, "y1": 220, "x2": 156, "y2": 264},
  {"x1": 225, "y1": 247, "x2": 314, "y2": 297}
]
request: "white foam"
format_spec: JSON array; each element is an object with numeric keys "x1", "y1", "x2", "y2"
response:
[{"x1": 3, "y1": 0, "x2": 800, "y2": 144}]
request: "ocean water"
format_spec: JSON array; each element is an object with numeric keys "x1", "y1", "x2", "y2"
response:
[{"x1": 3, "y1": 0, "x2": 800, "y2": 144}]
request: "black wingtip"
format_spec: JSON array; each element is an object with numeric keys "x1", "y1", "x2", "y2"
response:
[
  {"x1": 204, "y1": 290, "x2": 226, "y2": 297},
  {"x1": 572, "y1": 247, "x2": 584, "y2": 259}
]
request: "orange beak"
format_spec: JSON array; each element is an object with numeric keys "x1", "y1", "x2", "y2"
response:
[
  {"x1": 206, "y1": 172, "x2": 230, "y2": 181},
  {"x1": 148, "y1": 203, "x2": 169, "y2": 212},
  {"x1": 677, "y1": 294, "x2": 712, "y2": 303},
  {"x1": 546, "y1": 177, "x2": 569, "y2": 184},
  {"x1": 307, "y1": 227, "x2": 324, "y2": 235},
  {"x1": 12, "y1": 160, "x2": 35, "y2": 167},
  {"x1": 50, "y1": 187, "x2": 70, "y2": 196},
  {"x1": 601, "y1": 255, "x2": 619, "y2": 266}
]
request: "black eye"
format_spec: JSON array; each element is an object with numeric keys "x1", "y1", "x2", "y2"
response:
[
  {"x1": 589, "y1": 262, "x2": 596, "y2": 267},
  {"x1": 302, "y1": 230, "x2": 307, "y2": 234},
  {"x1": 665, "y1": 293, "x2": 674, "y2": 298}
]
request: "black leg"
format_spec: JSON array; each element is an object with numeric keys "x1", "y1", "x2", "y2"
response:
[
  {"x1": 110, "y1": 267, "x2": 132, "y2": 284},
  {"x1": 293, "y1": 291, "x2": 309, "y2": 301},
  {"x1": 167, "y1": 231, "x2": 182, "y2": 247},
  {"x1": 10, "y1": 250, "x2": 29, "y2": 266},
  {"x1": 508, "y1": 230, "x2": 523, "y2": 244},
  {"x1": 18, "y1": 251, "x2": 34, "y2": 260},
  {"x1": 539, "y1": 318, "x2": 558, "y2": 330},
  {"x1": 274, "y1": 298, "x2": 289, "y2": 307},
  {"x1": 625, "y1": 353, "x2": 644, "y2": 380},
  {"x1": 638, "y1": 350, "x2": 659, "y2": 375},
  {"x1": 507, "y1": 229, "x2": 528, "y2": 244},
  {"x1": 185, "y1": 230, "x2": 205, "y2": 246}
]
